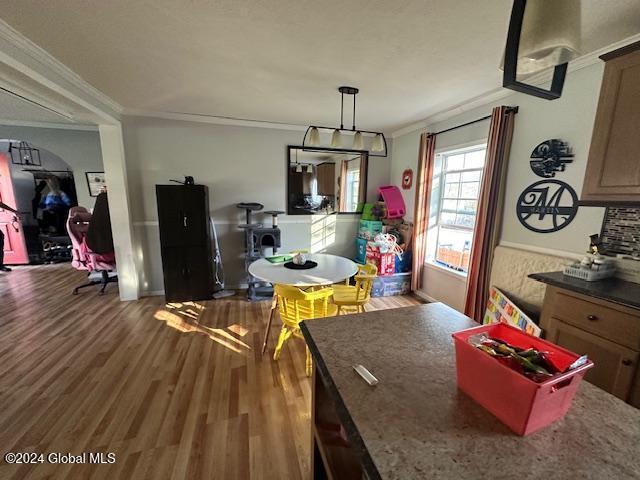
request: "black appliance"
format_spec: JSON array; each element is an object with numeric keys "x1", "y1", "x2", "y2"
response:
[{"x1": 156, "y1": 184, "x2": 214, "y2": 302}]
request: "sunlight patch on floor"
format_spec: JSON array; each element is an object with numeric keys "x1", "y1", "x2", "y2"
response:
[{"x1": 154, "y1": 303, "x2": 251, "y2": 354}]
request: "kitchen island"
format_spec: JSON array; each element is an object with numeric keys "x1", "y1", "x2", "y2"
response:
[{"x1": 300, "y1": 303, "x2": 640, "y2": 480}]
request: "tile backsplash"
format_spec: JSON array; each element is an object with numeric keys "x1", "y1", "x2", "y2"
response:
[{"x1": 601, "y1": 207, "x2": 640, "y2": 257}]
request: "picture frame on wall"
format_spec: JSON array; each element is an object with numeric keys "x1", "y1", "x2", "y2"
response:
[{"x1": 85, "y1": 171, "x2": 106, "y2": 197}]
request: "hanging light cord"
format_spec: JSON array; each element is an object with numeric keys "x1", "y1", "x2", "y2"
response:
[
  {"x1": 340, "y1": 91, "x2": 344, "y2": 130},
  {"x1": 352, "y1": 94, "x2": 356, "y2": 131}
]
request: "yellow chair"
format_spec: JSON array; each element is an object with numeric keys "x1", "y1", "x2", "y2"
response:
[
  {"x1": 332, "y1": 263, "x2": 378, "y2": 314},
  {"x1": 273, "y1": 284, "x2": 337, "y2": 376}
]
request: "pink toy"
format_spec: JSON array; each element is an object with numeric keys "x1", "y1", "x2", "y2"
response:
[{"x1": 378, "y1": 185, "x2": 406, "y2": 219}]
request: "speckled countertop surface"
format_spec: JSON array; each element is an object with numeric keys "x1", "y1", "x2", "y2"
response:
[
  {"x1": 301, "y1": 303, "x2": 640, "y2": 480},
  {"x1": 529, "y1": 271, "x2": 640, "y2": 309}
]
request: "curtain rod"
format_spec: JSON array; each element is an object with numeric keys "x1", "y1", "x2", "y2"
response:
[{"x1": 433, "y1": 106, "x2": 519, "y2": 136}]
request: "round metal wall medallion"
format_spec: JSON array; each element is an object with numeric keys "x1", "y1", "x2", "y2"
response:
[
  {"x1": 516, "y1": 180, "x2": 578, "y2": 233},
  {"x1": 529, "y1": 139, "x2": 574, "y2": 178}
]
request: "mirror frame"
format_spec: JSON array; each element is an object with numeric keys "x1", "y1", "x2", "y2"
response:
[{"x1": 286, "y1": 145, "x2": 369, "y2": 215}]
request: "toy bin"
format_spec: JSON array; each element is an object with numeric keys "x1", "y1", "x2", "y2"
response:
[
  {"x1": 371, "y1": 272, "x2": 411, "y2": 297},
  {"x1": 358, "y1": 220, "x2": 383, "y2": 240},
  {"x1": 452, "y1": 322, "x2": 593, "y2": 436},
  {"x1": 361, "y1": 203, "x2": 377, "y2": 221},
  {"x1": 395, "y1": 250, "x2": 412, "y2": 273},
  {"x1": 355, "y1": 237, "x2": 368, "y2": 264},
  {"x1": 366, "y1": 251, "x2": 395, "y2": 276}
]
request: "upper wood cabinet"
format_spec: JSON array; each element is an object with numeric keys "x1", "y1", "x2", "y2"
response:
[
  {"x1": 316, "y1": 163, "x2": 335, "y2": 196},
  {"x1": 582, "y1": 41, "x2": 640, "y2": 204}
]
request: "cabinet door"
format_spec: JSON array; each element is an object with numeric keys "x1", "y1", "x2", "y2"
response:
[
  {"x1": 157, "y1": 185, "x2": 208, "y2": 247},
  {"x1": 582, "y1": 46, "x2": 640, "y2": 202},
  {"x1": 318, "y1": 163, "x2": 335, "y2": 196},
  {"x1": 156, "y1": 186, "x2": 185, "y2": 247},
  {"x1": 184, "y1": 245, "x2": 212, "y2": 301},
  {"x1": 161, "y1": 247, "x2": 190, "y2": 303},
  {"x1": 316, "y1": 165, "x2": 326, "y2": 195},
  {"x1": 181, "y1": 186, "x2": 208, "y2": 246},
  {"x1": 546, "y1": 318, "x2": 639, "y2": 401}
]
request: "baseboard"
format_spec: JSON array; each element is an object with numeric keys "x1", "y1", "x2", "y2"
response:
[
  {"x1": 141, "y1": 289, "x2": 165, "y2": 297},
  {"x1": 141, "y1": 284, "x2": 246, "y2": 298},
  {"x1": 413, "y1": 290, "x2": 437, "y2": 303}
]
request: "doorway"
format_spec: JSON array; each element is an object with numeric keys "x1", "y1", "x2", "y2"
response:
[
  {"x1": 0, "y1": 152, "x2": 28, "y2": 264},
  {"x1": 1, "y1": 141, "x2": 79, "y2": 265}
]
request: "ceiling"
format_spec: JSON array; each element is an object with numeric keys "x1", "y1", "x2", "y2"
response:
[
  {"x1": 0, "y1": 59, "x2": 104, "y2": 126},
  {"x1": 0, "y1": 89, "x2": 77, "y2": 124},
  {"x1": 0, "y1": 0, "x2": 639, "y2": 132}
]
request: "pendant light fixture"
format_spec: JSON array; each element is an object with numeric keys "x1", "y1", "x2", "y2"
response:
[
  {"x1": 302, "y1": 86, "x2": 388, "y2": 157},
  {"x1": 9, "y1": 141, "x2": 41, "y2": 166},
  {"x1": 330, "y1": 129, "x2": 342, "y2": 147},
  {"x1": 371, "y1": 133, "x2": 385, "y2": 152},
  {"x1": 307, "y1": 127, "x2": 321, "y2": 147},
  {"x1": 306, "y1": 164, "x2": 313, "y2": 174},
  {"x1": 294, "y1": 149, "x2": 303, "y2": 172},
  {"x1": 502, "y1": 0, "x2": 580, "y2": 100},
  {"x1": 352, "y1": 131, "x2": 364, "y2": 150}
]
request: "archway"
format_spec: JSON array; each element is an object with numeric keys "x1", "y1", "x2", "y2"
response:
[{"x1": 0, "y1": 139, "x2": 78, "y2": 264}]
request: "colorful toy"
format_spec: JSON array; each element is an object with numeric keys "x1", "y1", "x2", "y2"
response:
[
  {"x1": 378, "y1": 185, "x2": 406, "y2": 219},
  {"x1": 483, "y1": 287, "x2": 541, "y2": 337}
]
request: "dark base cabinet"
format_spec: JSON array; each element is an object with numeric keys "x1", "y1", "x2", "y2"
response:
[{"x1": 156, "y1": 184, "x2": 214, "y2": 302}]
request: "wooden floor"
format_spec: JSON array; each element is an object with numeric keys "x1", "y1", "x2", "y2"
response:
[{"x1": 0, "y1": 264, "x2": 422, "y2": 480}]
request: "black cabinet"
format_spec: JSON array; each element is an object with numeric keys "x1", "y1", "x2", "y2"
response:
[{"x1": 156, "y1": 185, "x2": 214, "y2": 302}]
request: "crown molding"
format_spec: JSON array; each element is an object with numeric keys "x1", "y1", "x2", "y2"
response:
[
  {"x1": 123, "y1": 108, "x2": 310, "y2": 132},
  {"x1": 0, "y1": 119, "x2": 98, "y2": 131},
  {"x1": 391, "y1": 33, "x2": 640, "y2": 139},
  {"x1": 0, "y1": 19, "x2": 122, "y2": 123}
]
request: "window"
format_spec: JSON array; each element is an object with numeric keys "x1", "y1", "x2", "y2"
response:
[
  {"x1": 426, "y1": 143, "x2": 487, "y2": 274},
  {"x1": 344, "y1": 164, "x2": 360, "y2": 212}
]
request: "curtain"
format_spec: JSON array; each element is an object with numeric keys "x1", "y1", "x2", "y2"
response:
[
  {"x1": 464, "y1": 106, "x2": 516, "y2": 321},
  {"x1": 338, "y1": 159, "x2": 349, "y2": 211},
  {"x1": 357, "y1": 155, "x2": 367, "y2": 210},
  {"x1": 410, "y1": 132, "x2": 436, "y2": 291}
]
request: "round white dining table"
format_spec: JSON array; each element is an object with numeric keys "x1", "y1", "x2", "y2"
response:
[{"x1": 248, "y1": 253, "x2": 358, "y2": 287}]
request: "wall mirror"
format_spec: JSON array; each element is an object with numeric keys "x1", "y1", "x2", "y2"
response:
[{"x1": 287, "y1": 146, "x2": 368, "y2": 215}]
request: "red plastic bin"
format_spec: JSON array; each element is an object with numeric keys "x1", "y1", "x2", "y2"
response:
[{"x1": 452, "y1": 322, "x2": 593, "y2": 436}]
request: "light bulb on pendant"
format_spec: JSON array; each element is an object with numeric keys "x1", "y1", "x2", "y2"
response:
[
  {"x1": 371, "y1": 133, "x2": 385, "y2": 152},
  {"x1": 296, "y1": 164, "x2": 303, "y2": 173},
  {"x1": 352, "y1": 131, "x2": 364, "y2": 150},
  {"x1": 307, "y1": 127, "x2": 321, "y2": 147},
  {"x1": 306, "y1": 164, "x2": 313, "y2": 174},
  {"x1": 331, "y1": 129, "x2": 342, "y2": 147}
]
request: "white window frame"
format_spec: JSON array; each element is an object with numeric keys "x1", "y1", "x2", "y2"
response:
[{"x1": 426, "y1": 141, "x2": 487, "y2": 276}]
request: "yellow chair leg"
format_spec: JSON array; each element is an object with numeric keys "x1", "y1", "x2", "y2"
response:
[
  {"x1": 273, "y1": 327, "x2": 292, "y2": 360},
  {"x1": 305, "y1": 347, "x2": 312, "y2": 376},
  {"x1": 337, "y1": 306, "x2": 342, "y2": 316}
]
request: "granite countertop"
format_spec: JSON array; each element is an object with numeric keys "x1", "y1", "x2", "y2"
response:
[
  {"x1": 529, "y1": 271, "x2": 640, "y2": 309},
  {"x1": 301, "y1": 303, "x2": 640, "y2": 480}
]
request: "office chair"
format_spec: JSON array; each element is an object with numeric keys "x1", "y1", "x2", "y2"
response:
[{"x1": 66, "y1": 194, "x2": 118, "y2": 295}]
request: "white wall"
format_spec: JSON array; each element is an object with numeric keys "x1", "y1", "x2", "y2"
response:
[
  {"x1": 391, "y1": 62, "x2": 608, "y2": 311},
  {"x1": 122, "y1": 116, "x2": 391, "y2": 294},
  {"x1": 0, "y1": 126, "x2": 103, "y2": 210}
]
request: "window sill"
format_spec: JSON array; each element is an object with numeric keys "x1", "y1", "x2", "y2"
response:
[{"x1": 424, "y1": 260, "x2": 468, "y2": 280}]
